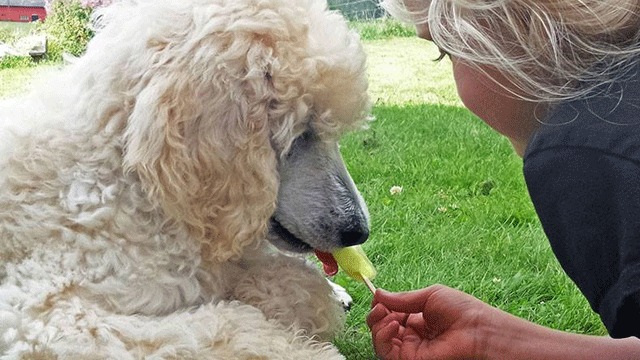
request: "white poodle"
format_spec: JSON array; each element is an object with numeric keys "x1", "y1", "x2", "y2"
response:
[{"x1": 0, "y1": 0, "x2": 371, "y2": 358}]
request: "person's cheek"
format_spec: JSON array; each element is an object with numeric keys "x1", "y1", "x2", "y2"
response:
[
  {"x1": 415, "y1": 23, "x2": 431, "y2": 40},
  {"x1": 451, "y1": 60, "x2": 539, "y2": 142},
  {"x1": 453, "y1": 61, "x2": 501, "y2": 127}
]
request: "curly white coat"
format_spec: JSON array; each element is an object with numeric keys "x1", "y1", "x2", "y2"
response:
[{"x1": 0, "y1": 0, "x2": 371, "y2": 358}]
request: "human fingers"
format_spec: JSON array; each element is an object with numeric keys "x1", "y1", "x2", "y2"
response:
[
  {"x1": 374, "y1": 286, "x2": 441, "y2": 313},
  {"x1": 367, "y1": 303, "x2": 391, "y2": 328},
  {"x1": 405, "y1": 312, "x2": 428, "y2": 333},
  {"x1": 372, "y1": 320, "x2": 402, "y2": 359},
  {"x1": 371, "y1": 289, "x2": 383, "y2": 307},
  {"x1": 368, "y1": 305, "x2": 411, "y2": 336}
]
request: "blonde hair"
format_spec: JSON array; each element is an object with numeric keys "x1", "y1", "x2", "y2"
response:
[{"x1": 380, "y1": 0, "x2": 640, "y2": 102}]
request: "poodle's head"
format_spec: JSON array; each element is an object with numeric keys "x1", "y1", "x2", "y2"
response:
[{"x1": 85, "y1": 0, "x2": 371, "y2": 261}]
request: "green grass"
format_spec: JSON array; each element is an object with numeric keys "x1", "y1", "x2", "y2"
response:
[
  {"x1": 333, "y1": 37, "x2": 606, "y2": 359},
  {"x1": 0, "y1": 65, "x2": 57, "y2": 98},
  {"x1": 0, "y1": 21, "x2": 37, "y2": 33},
  {"x1": 0, "y1": 21, "x2": 39, "y2": 43},
  {"x1": 0, "y1": 21, "x2": 51, "y2": 81},
  {"x1": 349, "y1": 18, "x2": 416, "y2": 40},
  {"x1": 0, "y1": 66, "x2": 36, "y2": 97},
  {"x1": 0, "y1": 31, "x2": 606, "y2": 360}
]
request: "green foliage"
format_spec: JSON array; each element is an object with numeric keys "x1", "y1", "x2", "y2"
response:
[
  {"x1": 0, "y1": 21, "x2": 37, "y2": 44},
  {"x1": 349, "y1": 18, "x2": 415, "y2": 40},
  {"x1": 0, "y1": 27, "x2": 18, "y2": 45},
  {"x1": 0, "y1": 23, "x2": 52, "y2": 69},
  {"x1": 43, "y1": 0, "x2": 94, "y2": 60},
  {"x1": 0, "y1": 56, "x2": 36, "y2": 70}
]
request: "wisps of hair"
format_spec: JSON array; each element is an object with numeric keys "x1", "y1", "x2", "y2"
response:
[{"x1": 380, "y1": 0, "x2": 640, "y2": 102}]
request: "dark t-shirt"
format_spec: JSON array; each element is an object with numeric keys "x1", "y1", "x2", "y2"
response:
[{"x1": 523, "y1": 65, "x2": 640, "y2": 338}]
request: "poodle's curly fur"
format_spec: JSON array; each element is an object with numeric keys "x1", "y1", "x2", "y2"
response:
[{"x1": 0, "y1": 0, "x2": 371, "y2": 358}]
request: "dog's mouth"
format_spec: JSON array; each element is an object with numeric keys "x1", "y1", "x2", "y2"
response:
[
  {"x1": 268, "y1": 218, "x2": 340, "y2": 276},
  {"x1": 268, "y1": 218, "x2": 314, "y2": 253}
]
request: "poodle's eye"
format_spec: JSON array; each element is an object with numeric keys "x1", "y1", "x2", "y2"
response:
[
  {"x1": 300, "y1": 131, "x2": 313, "y2": 141},
  {"x1": 285, "y1": 131, "x2": 313, "y2": 159},
  {"x1": 285, "y1": 144, "x2": 296, "y2": 159},
  {"x1": 293, "y1": 131, "x2": 312, "y2": 145}
]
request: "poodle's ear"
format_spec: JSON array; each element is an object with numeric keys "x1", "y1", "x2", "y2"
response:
[{"x1": 123, "y1": 66, "x2": 278, "y2": 261}]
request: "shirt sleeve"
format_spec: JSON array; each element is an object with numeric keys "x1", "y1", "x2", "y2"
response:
[{"x1": 524, "y1": 146, "x2": 640, "y2": 338}]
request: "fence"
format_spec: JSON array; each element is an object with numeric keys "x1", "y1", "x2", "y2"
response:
[{"x1": 328, "y1": 0, "x2": 385, "y2": 20}]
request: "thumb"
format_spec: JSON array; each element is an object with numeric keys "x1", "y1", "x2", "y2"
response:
[{"x1": 374, "y1": 286, "x2": 439, "y2": 314}]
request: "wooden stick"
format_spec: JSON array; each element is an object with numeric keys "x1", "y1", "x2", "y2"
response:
[{"x1": 362, "y1": 276, "x2": 376, "y2": 294}]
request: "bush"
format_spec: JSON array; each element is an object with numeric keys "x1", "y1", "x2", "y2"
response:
[
  {"x1": 349, "y1": 18, "x2": 415, "y2": 41},
  {"x1": 79, "y1": 0, "x2": 113, "y2": 7},
  {"x1": 0, "y1": 56, "x2": 36, "y2": 70},
  {"x1": 43, "y1": 0, "x2": 94, "y2": 61}
]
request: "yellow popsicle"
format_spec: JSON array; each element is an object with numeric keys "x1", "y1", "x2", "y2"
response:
[{"x1": 332, "y1": 245, "x2": 377, "y2": 283}]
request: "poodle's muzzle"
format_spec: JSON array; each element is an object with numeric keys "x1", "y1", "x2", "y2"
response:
[{"x1": 267, "y1": 131, "x2": 369, "y2": 253}]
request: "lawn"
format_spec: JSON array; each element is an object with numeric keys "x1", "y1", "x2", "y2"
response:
[
  {"x1": 0, "y1": 33, "x2": 605, "y2": 360},
  {"x1": 0, "y1": 21, "x2": 37, "y2": 35},
  {"x1": 0, "y1": 20, "x2": 39, "y2": 46},
  {"x1": 0, "y1": 21, "x2": 54, "y2": 98},
  {"x1": 0, "y1": 65, "x2": 58, "y2": 98}
]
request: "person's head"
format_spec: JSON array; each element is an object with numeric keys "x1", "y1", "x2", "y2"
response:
[
  {"x1": 379, "y1": 0, "x2": 640, "y2": 153},
  {"x1": 381, "y1": 0, "x2": 640, "y2": 101}
]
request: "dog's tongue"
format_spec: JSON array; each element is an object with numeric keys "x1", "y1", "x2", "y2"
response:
[{"x1": 314, "y1": 250, "x2": 339, "y2": 276}]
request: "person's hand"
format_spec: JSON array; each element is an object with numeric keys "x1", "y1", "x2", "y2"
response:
[{"x1": 366, "y1": 284, "x2": 491, "y2": 360}]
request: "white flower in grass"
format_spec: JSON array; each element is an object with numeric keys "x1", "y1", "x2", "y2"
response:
[{"x1": 390, "y1": 186, "x2": 403, "y2": 195}]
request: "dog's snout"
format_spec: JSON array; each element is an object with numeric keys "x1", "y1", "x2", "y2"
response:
[{"x1": 340, "y1": 228, "x2": 369, "y2": 247}]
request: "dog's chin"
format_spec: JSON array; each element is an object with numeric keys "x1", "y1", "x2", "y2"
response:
[{"x1": 267, "y1": 218, "x2": 314, "y2": 254}]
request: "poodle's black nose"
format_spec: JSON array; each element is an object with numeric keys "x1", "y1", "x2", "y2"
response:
[{"x1": 340, "y1": 228, "x2": 369, "y2": 247}]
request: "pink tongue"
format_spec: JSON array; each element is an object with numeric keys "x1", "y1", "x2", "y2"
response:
[{"x1": 314, "y1": 250, "x2": 339, "y2": 276}]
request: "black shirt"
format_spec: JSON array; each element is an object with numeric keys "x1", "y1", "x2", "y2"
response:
[{"x1": 524, "y1": 65, "x2": 640, "y2": 338}]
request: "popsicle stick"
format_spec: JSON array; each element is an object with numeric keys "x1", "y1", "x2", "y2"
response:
[{"x1": 362, "y1": 275, "x2": 376, "y2": 294}]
